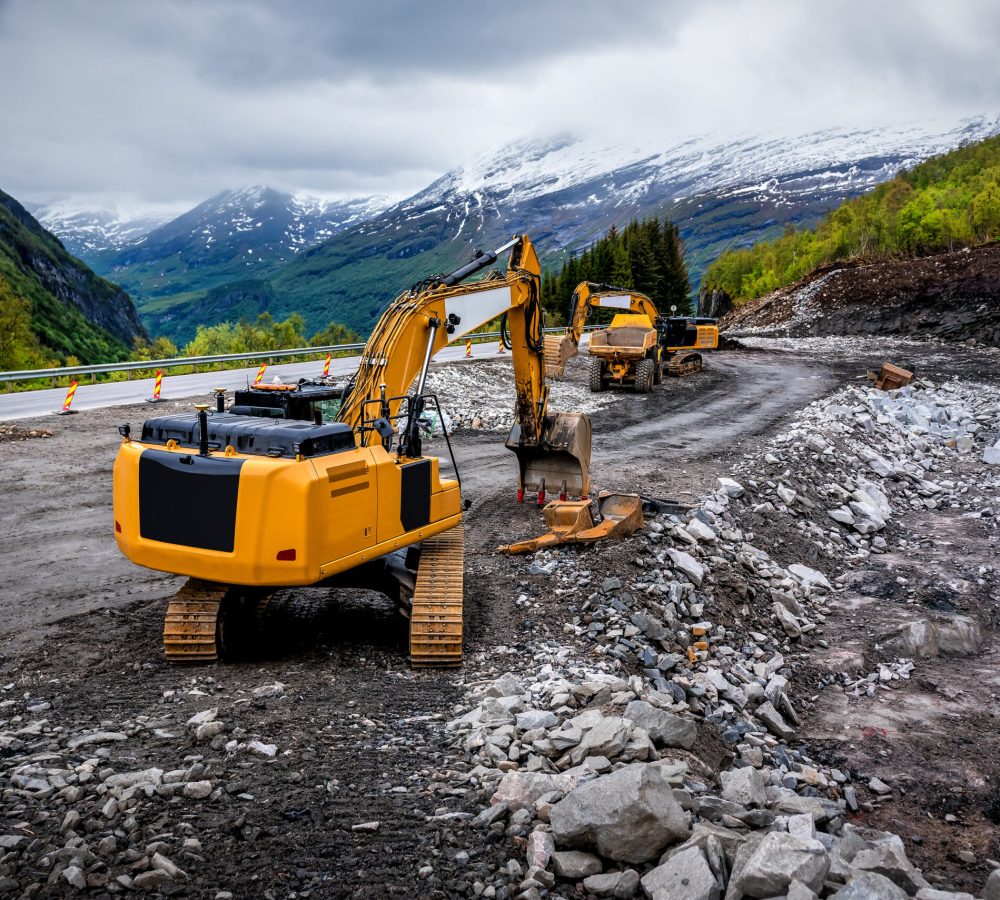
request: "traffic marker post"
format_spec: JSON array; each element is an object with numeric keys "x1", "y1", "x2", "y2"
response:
[
  {"x1": 322, "y1": 354, "x2": 331, "y2": 377},
  {"x1": 465, "y1": 340, "x2": 472, "y2": 358},
  {"x1": 254, "y1": 363, "x2": 267, "y2": 385},
  {"x1": 146, "y1": 370, "x2": 166, "y2": 403},
  {"x1": 56, "y1": 381, "x2": 79, "y2": 415},
  {"x1": 497, "y1": 340, "x2": 506, "y2": 354}
]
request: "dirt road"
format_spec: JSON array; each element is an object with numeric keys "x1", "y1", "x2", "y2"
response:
[{"x1": 0, "y1": 350, "x2": 838, "y2": 642}]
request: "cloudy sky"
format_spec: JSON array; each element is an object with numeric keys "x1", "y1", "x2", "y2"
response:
[{"x1": 2, "y1": 0, "x2": 998, "y2": 211}]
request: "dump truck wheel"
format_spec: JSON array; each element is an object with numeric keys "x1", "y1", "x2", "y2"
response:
[
  {"x1": 589, "y1": 357, "x2": 606, "y2": 392},
  {"x1": 635, "y1": 358, "x2": 654, "y2": 393}
]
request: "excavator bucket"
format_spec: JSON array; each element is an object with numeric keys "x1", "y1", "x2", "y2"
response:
[
  {"x1": 498, "y1": 492, "x2": 644, "y2": 555},
  {"x1": 506, "y1": 412, "x2": 592, "y2": 501},
  {"x1": 543, "y1": 334, "x2": 579, "y2": 379}
]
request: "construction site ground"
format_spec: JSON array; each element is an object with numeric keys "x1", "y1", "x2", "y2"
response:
[{"x1": 1, "y1": 340, "x2": 998, "y2": 898}]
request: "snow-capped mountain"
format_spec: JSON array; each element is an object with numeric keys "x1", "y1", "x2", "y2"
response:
[
  {"x1": 268, "y1": 115, "x2": 1000, "y2": 334},
  {"x1": 31, "y1": 200, "x2": 178, "y2": 256},
  {"x1": 53, "y1": 185, "x2": 393, "y2": 342},
  {"x1": 38, "y1": 186, "x2": 393, "y2": 265}
]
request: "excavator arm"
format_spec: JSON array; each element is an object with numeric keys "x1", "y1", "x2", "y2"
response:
[
  {"x1": 544, "y1": 281, "x2": 658, "y2": 377},
  {"x1": 338, "y1": 236, "x2": 591, "y2": 500}
]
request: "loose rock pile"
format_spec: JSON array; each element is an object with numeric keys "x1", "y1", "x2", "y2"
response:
[
  {"x1": 446, "y1": 377, "x2": 1000, "y2": 899},
  {"x1": 0, "y1": 678, "x2": 291, "y2": 893},
  {"x1": 427, "y1": 361, "x2": 617, "y2": 432},
  {"x1": 0, "y1": 424, "x2": 52, "y2": 443}
]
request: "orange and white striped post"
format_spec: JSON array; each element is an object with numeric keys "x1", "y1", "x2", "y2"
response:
[
  {"x1": 147, "y1": 370, "x2": 165, "y2": 403},
  {"x1": 254, "y1": 363, "x2": 267, "y2": 385},
  {"x1": 57, "y1": 380, "x2": 79, "y2": 415},
  {"x1": 322, "y1": 354, "x2": 331, "y2": 377},
  {"x1": 465, "y1": 340, "x2": 472, "y2": 358}
]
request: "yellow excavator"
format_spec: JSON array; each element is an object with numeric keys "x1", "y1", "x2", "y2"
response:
[
  {"x1": 112, "y1": 236, "x2": 591, "y2": 667},
  {"x1": 543, "y1": 281, "x2": 718, "y2": 388}
]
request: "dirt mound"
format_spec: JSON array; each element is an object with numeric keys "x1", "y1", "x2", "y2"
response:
[{"x1": 722, "y1": 242, "x2": 1000, "y2": 346}]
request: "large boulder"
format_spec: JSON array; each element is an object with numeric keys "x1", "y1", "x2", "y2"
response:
[
  {"x1": 491, "y1": 771, "x2": 580, "y2": 812},
  {"x1": 830, "y1": 871, "x2": 908, "y2": 900},
  {"x1": 550, "y1": 762, "x2": 690, "y2": 864},
  {"x1": 623, "y1": 701, "x2": 697, "y2": 749},
  {"x1": 725, "y1": 832, "x2": 829, "y2": 899},
  {"x1": 720, "y1": 766, "x2": 766, "y2": 808},
  {"x1": 642, "y1": 846, "x2": 721, "y2": 900}
]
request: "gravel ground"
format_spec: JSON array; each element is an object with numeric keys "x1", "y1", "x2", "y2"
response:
[{"x1": 0, "y1": 340, "x2": 998, "y2": 898}]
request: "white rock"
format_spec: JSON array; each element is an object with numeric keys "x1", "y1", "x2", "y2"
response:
[
  {"x1": 182, "y1": 780, "x2": 213, "y2": 799},
  {"x1": 549, "y1": 762, "x2": 690, "y2": 864},
  {"x1": 251, "y1": 682, "x2": 285, "y2": 698},
  {"x1": 686, "y1": 519, "x2": 718, "y2": 543},
  {"x1": 642, "y1": 845, "x2": 719, "y2": 900},
  {"x1": 720, "y1": 766, "x2": 766, "y2": 808},
  {"x1": 186, "y1": 708, "x2": 218, "y2": 727},
  {"x1": 666, "y1": 549, "x2": 705, "y2": 587},
  {"x1": 248, "y1": 740, "x2": 277, "y2": 757},
  {"x1": 787, "y1": 563, "x2": 832, "y2": 591},
  {"x1": 717, "y1": 478, "x2": 745, "y2": 498}
]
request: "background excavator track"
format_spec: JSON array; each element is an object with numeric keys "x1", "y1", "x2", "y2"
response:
[
  {"x1": 668, "y1": 351, "x2": 703, "y2": 376},
  {"x1": 408, "y1": 525, "x2": 464, "y2": 668}
]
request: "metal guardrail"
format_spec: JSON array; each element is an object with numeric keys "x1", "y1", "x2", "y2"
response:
[{"x1": 0, "y1": 326, "x2": 598, "y2": 384}]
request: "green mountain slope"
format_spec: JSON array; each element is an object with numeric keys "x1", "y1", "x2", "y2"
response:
[
  {"x1": 0, "y1": 189, "x2": 146, "y2": 367},
  {"x1": 702, "y1": 135, "x2": 1000, "y2": 302}
]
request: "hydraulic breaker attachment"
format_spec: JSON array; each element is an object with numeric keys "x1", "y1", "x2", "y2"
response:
[
  {"x1": 543, "y1": 334, "x2": 579, "y2": 379},
  {"x1": 498, "y1": 492, "x2": 644, "y2": 555},
  {"x1": 498, "y1": 499, "x2": 595, "y2": 554},
  {"x1": 506, "y1": 411, "x2": 592, "y2": 502}
]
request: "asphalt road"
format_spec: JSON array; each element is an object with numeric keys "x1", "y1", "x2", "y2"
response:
[{"x1": 0, "y1": 341, "x2": 510, "y2": 421}]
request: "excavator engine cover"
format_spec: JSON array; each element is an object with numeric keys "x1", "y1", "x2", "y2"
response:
[{"x1": 505, "y1": 412, "x2": 592, "y2": 498}]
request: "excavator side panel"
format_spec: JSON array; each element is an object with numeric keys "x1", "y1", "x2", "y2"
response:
[{"x1": 114, "y1": 440, "x2": 462, "y2": 588}]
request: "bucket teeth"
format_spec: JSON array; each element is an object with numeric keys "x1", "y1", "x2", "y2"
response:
[{"x1": 409, "y1": 526, "x2": 464, "y2": 668}]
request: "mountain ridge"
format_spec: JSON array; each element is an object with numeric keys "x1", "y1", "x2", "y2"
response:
[
  {"x1": 0, "y1": 188, "x2": 146, "y2": 366},
  {"x1": 37, "y1": 116, "x2": 1000, "y2": 341}
]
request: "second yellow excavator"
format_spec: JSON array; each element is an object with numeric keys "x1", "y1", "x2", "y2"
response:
[
  {"x1": 112, "y1": 236, "x2": 590, "y2": 667},
  {"x1": 544, "y1": 282, "x2": 718, "y2": 389}
]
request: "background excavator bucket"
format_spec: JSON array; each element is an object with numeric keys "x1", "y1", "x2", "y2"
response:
[
  {"x1": 506, "y1": 412, "x2": 592, "y2": 500},
  {"x1": 543, "y1": 334, "x2": 579, "y2": 379}
]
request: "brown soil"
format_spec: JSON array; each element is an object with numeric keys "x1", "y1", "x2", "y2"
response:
[{"x1": 722, "y1": 241, "x2": 1000, "y2": 345}]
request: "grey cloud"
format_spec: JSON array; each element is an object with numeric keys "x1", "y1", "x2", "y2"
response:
[{"x1": 1, "y1": 0, "x2": 997, "y2": 208}]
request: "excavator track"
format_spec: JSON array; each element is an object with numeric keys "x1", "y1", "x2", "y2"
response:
[
  {"x1": 408, "y1": 525, "x2": 464, "y2": 668},
  {"x1": 162, "y1": 579, "x2": 229, "y2": 662},
  {"x1": 668, "y1": 352, "x2": 703, "y2": 377}
]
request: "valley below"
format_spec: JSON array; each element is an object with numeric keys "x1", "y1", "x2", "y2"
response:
[{"x1": 1, "y1": 339, "x2": 998, "y2": 899}]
